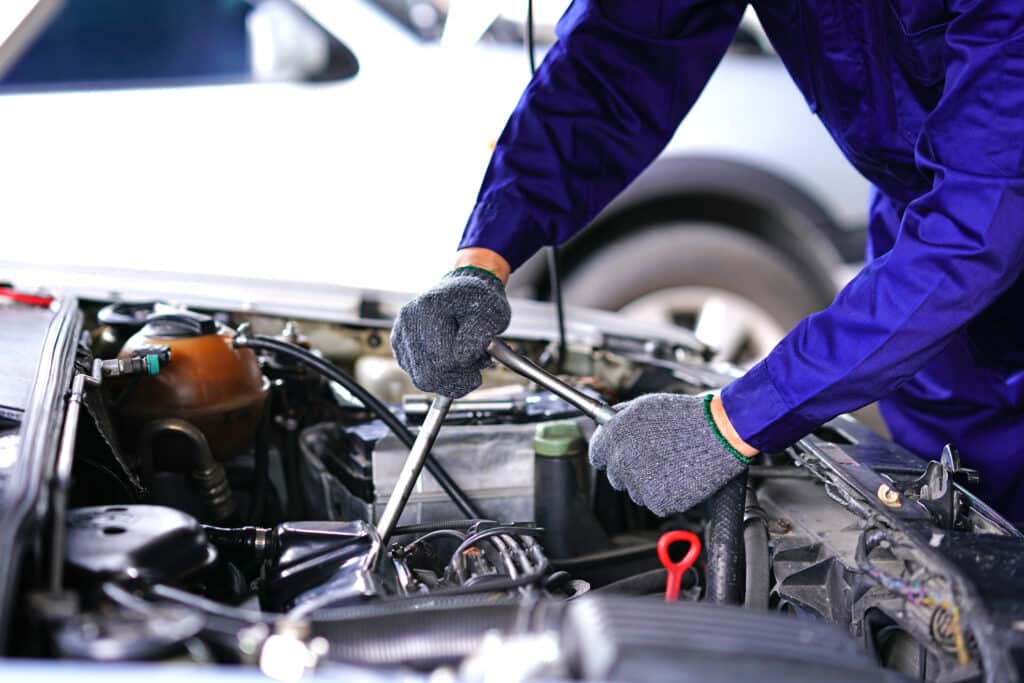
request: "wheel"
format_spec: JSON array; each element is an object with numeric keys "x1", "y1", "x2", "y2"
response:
[{"x1": 563, "y1": 223, "x2": 826, "y2": 366}]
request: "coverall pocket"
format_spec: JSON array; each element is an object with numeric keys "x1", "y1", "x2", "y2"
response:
[
  {"x1": 886, "y1": 0, "x2": 948, "y2": 36},
  {"x1": 967, "y1": 281, "x2": 1024, "y2": 380},
  {"x1": 885, "y1": 0, "x2": 949, "y2": 86},
  {"x1": 989, "y1": 41, "x2": 1024, "y2": 176}
]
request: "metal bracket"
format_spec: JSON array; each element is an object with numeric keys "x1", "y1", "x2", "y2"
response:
[{"x1": 896, "y1": 444, "x2": 979, "y2": 530}]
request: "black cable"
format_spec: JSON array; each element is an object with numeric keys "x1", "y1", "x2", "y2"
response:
[
  {"x1": 526, "y1": 0, "x2": 537, "y2": 75},
  {"x1": 547, "y1": 248, "x2": 569, "y2": 372},
  {"x1": 233, "y1": 335, "x2": 481, "y2": 519},
  {"x1": 403, "y1": 529, "x2": 467, "y2": 553},
  {"x1": 451, "y1": 526, "x2": 544, "y2": 579},
  {"x1": 393, "y1": 519, "x2": 497, "y2": 536},
  {"x1": 149, "y1": 583, "x2": 276, "y2": 624},
  {"x1": 526, "y1": 0, "x2": 569, "y2": 371}
]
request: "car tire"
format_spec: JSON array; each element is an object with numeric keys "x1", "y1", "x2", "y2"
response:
[{"x1": 563, "y1": 223, "x2": 827, "y2": 364}]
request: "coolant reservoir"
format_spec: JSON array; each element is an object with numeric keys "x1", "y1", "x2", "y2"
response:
[{"x1": 118, "y1": 312, "x2": 268, "y2": 460}]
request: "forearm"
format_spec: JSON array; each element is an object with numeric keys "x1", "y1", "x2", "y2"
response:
[
  {"x1": 459, "y1": 0, "x2": 744, "y2": 270},
  {"x1": 454, "y1": 248, "x2": 510, "y2": 285},
  {"x1": 723, "y1": 172, "x2": 1024, "y2": 452},
  {"x1": 710, "y1": 395, "x2": 758, "y2": 458}
]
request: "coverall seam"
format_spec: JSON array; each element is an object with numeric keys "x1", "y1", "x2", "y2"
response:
[{"x1": 786, "y1": 272, "x2": 950, "y2": 425}]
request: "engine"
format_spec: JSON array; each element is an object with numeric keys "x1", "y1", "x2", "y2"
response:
[{"x1": 17, "y1": 298, "x2": 1024, "y2": 683}]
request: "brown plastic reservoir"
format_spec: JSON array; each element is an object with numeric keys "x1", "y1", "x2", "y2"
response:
[{"x1": 118, "y1": 314, "x2": 268, "y2": 460}]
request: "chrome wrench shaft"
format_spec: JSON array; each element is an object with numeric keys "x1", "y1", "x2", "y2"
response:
[
  {"x1": 376, "y1": 394, "x2": 453, "y2": 545},
  {"x1": 487, "y1": 339, "x2": 616, "y2": 425}
]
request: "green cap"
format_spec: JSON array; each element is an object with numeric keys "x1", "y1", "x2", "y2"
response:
[
  {"x1": 534, "y1": 421, "x2": 585, "y2": 458},
  {"x1": 145, "y1": 354, "x2": 161, "y2": 376}
]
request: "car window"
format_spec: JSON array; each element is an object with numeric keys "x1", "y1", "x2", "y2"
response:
[
  {"x1": 368, "y1": 0, "x2": 558, "y2": 46},
  {"x1": 0, "y1": 0, "x2": 356, "y2": 92},
  {"x1": 367, "y1": 1, "x2": 771, "y2": 55}
]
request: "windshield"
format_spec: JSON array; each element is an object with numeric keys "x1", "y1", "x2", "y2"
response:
[
  {"x1": 0, "y1": 0, "x2": 357, "y2": 91},
  {"x1": 369, "y1": 0, "x2": 563, "y2": 46}
]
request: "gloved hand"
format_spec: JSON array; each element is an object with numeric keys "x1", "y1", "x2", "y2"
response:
[
  {"x1": 589, "y1": 393, "x2": 752, "y2": 516},
  {"x1": 391, "y1": 266, "x2": 511, "y2": 398}
]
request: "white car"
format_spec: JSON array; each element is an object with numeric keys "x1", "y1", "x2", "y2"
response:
[{"x1": 0, "y1": 0, "x2": 869, "y2": 364}]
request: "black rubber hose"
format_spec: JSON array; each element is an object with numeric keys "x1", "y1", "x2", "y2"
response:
[
  {"x1": 233, "y1": 335, "x2": 481, "y2": 518},
  {"x1": 149, "y1": 583, "x2": 521, "y2": 627},
  {"x1": 704, "y1": 471, "x2": 747, "y2": 604},
  {"x1": 137, "y1": 418, "x2": 236, "y2": 522},
  {"x1": 313, "y1": 602, "x2": 529, "y2": 667},
  {"x1": 743, "y1": 486, "x2": 771, "y2": 610},
  {"x1": 593, "y1": 567, "x2": 695, "y2": 596},
  {"x1": 202, "y1": 525, "x2": 271, "y2": 564},
  {"x1": 248, "y1": 397, "x2": 272, "y2": 524},
  {"x1": 141, "y1": 586, "x2": 550, "y2": 663}
]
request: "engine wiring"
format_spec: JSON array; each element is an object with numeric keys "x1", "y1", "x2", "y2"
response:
[
  {"x1": 786, "y1": 442, "x2": 973, "y2": 668},
  {"x1": 450, "y1": 525, "x2": 546, "y2": 581},
  {"x1": 862, "y1": 564, "x2": 968, "y2": 665},
  {"x1": 857, "y1": 528, "x2": 970, "y2": 666}
]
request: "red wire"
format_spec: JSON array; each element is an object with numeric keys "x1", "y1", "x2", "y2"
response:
[{"x1": 0, "y1": 287, "x2": 54, "y2": 307}]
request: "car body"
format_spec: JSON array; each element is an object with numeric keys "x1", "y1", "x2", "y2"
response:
[{"x1": 0, "y1": 0, "x2": 870, "y2": 365}]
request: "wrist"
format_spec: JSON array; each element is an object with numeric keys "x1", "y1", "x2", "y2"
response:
[
  {"x1": 710, "y1": 395, "x2": 759, "y2": 459},
  {"x1": 455, "y1": 248, "x2": 511, "y2": 285}
]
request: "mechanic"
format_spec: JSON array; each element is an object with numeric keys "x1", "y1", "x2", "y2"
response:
[{"x1": 391, "y1": 1, "x2": 1024, "y2": 523}]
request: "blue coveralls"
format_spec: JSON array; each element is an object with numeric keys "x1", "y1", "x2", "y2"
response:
[{"x1": 457, "y1": 1, "x2": 1024, "y2": 522}]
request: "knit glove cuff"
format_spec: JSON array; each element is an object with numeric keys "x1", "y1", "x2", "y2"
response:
[{"x1": 445, "y1": 264, "x2": 505, "y2": 289}]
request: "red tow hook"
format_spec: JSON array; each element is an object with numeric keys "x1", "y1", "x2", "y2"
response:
[
  {"x1": 0, "y1": 287, "x2": 54, "y2": 307},
  {"x1": 657, "y1": 530, "x2": 701, "y2": 602}
]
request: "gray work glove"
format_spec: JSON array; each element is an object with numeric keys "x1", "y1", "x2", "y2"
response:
[
  {"x1": 391, "y1": 266, "x2": 511, "y2": 398},
  {"x1": 589, "y1": 393, "x2": 752, "y2": 516}
]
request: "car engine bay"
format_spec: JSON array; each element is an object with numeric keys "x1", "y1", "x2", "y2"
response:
[{"x1": 5, "y1": 295, "x2": 1024, "y2": 683}]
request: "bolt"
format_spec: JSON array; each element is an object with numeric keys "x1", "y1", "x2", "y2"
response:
[{"x1": 877, "y1": 483, "x2": 902, "y2": 508}]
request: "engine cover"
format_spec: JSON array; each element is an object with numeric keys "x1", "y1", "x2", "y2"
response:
[{"x1": 65, "y1": 505, "x2": 215, "y2": 583}]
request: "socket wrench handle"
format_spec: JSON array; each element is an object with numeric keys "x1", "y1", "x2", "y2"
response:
[
  {"x1": 487, "y1": 339, "x2": 617, "y2": 425},
  {"x1": 376, "y1": 394, "x2": 453, "y2": 544}
]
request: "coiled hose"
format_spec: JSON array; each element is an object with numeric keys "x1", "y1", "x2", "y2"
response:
[{"x1": 704, "y1": 471, "x2": 748, "y2": 604}]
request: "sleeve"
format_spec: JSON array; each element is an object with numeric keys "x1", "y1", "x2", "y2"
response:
[
  {"x1": 722, "y1": 3, "x2": 1024, "y2": 452},
  {"x1": 457, "y1": 0, "x2": 746, "y2": 270}
]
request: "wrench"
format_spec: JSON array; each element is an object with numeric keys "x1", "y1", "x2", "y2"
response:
[
  {"x1": 379, "y1": 341, "x2": 612, "y2": 544},
  {"x1": 376, "y1": 394, "x2": 453, "y2": 545},
  {"x1": 487, "y1": 339, "x2": 617, "y2": 425}
]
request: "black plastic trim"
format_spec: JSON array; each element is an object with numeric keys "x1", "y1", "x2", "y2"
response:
[{"x1": 0, "y1": 298, "x2": 82, "y2": 650}]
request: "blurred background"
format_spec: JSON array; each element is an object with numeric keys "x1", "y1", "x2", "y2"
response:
[{"x1": 0, "y1": 0, "x2": 871, "y2": 370}]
